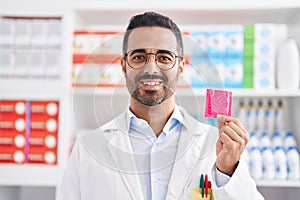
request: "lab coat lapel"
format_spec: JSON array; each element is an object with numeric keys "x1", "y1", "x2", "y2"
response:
[
  {"x1": 106, "y1": 114, "x2": 144, "y2": 200},
  {"x1": 166, "y1": 111, "x2": 217, "y2": 200}
]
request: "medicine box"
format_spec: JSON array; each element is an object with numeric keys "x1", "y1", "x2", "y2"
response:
[
  {"x1": 14, "y1": 19, "x2": 31, "y2": 46},
  {"x1": 29, "y1": 101, "x2": 58, "y2": 164},
  {"x1": 0, "y1": 100, "x2": 27, "y2": 164},
  {"x1": 0, "y1": 18, "x2": 14, "y2": 45},
  {"x1": 0, "y1": 100, "x2": 59, "y2": 165},
  {"x1": 28, "y1": 146, "x2": 57, "y2": 164},
  {"x1": 0, "y1": 48, "x2": 14, "y2": 78},
  {"x1": 47, "y1": 19, "x2": 62, "y2": 45}
]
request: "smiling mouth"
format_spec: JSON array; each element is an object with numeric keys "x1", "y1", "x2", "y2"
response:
[{"x1": 141, "y1": 80, "x2": 162, "y2": 86}]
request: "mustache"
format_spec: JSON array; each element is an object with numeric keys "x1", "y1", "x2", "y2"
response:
[{"x1": 135, "y1": 74, "x2": 167, "y2": 83}]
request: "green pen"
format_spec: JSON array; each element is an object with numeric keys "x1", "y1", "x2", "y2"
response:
[{"x1": 200, "y1": 174, "x2": 204, "y2": 198}]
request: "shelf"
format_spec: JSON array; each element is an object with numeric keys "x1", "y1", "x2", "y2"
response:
[
  {"x1": 257, "y1": 180, "x2": 300, "y2": 188},
  {"x1": 72, "y1": 86, "x2": 300, "y2": 97},
  {"x1": 1, "y1": 1, "x2": 300, "y2": 197},
  {"x1": 73, "y1": 54, "x2": 121, "y2": 64},
  {"x1": 0, "y1": 80, "x2": 70, "y2": 98},
  {"x1": 72, "y1": 1, "x2": 300, "y2": 26},
  {"x1": 0, "y1": 164, "x2": 61, "y2": 187},
  {"x1": 72, "y1": 0, "x2": 300, "y2": 10},
  {"x1": 177, "y1": 88, "x2": 300, "y2": 97}
]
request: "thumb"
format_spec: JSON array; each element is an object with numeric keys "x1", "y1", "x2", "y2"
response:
[{"x1": 216, "y1": 114, "x2": 226, "y2": 130}]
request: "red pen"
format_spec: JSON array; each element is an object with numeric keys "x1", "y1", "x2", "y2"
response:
[{"x1": 205, "y1": 174, "x2": 208, "y2": 197}]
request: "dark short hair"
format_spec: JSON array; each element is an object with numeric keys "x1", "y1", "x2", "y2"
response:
[{"x1": 122, "y1": 12, "x2": 183, "y2": 57}]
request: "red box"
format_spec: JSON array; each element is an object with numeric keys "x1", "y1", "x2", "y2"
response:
[
  {"x1": 30, "y1": 101, "x2": 59, "y2": 117},
  {"x1": 0, "y1": 100, "x2": 59, "y2": 165},
  {"x1": 0, "y1": 146, "x2": 26, "y2": 164},
  {"x1": 0, "y1": 101, "x2": 27, "y2": 163},
  {"x1": 0, "y1": 100, "x2": 27, "y2": 116},
  {"x1": 28, "y1": 101, "x2": 59, "y2": 165},
  {"x1": 29, "y1": 133, "x2": 57, "y2": 149},
  {"x1": 28, "y1": 146, "x2": 57, "y2": 164}
]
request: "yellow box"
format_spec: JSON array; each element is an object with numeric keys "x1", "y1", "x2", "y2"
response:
[{"x1": 190, "y1": 188, "x2": 214, "y2": 200}]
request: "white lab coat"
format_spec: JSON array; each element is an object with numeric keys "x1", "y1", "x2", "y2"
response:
[{"x1": 56, "y1": 107, "x2": 264, "y2": 200}]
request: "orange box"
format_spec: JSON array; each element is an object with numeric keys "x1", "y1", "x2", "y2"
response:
[
  {"x1": 0, "y1": 130, "x2": 26, "y2": 147},
  {"x1": 0, "y1": 100, "x2": 27, "y2": 133},
  {"x1": 29, "y1": 132, "x2": 57, "y2": 149},
  {"x1": 0, "y1": 146, "x2": 26, "y2": 164},
  {"x1": 0, "y1": 117, "x2": 26, "y2": 133},
  {"x1": 0, "y1": 100, "x2": 59, "y2": 165},
  {"x1": 30, "y1": 101, "x2": 58, "y2": 151},
  {"x1": 30, "y1": 101, "x2": 59, "y2": 117},
  {"x1": 0, "y1": 100, "x2": 27, "y2": 116},
  {"x1": 28, "y1": 145, "x2": 57, "y2": 164},
  {"x1": 30, "y1": 117, "x2": 58, "y2": 133},
  {"x1": 0, "y1": 100, "x2": 28, "y2": 164}
]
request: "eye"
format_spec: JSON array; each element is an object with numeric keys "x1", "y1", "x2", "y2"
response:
[
  {"x1": 156, "y1": 53, "x2": 174, "y2": 63},
  {"x1": 130, "y1": 53, "x2": 146, "y2": 63}
]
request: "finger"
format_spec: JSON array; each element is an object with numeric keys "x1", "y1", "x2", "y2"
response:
[
  {"x1": 216, "y1": 114, "x2": 226, "y2": 129},
  {"x1": 221, "y1": 124, "x2": 246, "y2": 144},
  {"x1": 219, "y1": 115, "x2": 247, "y2": 133},
  {"x1": 225, "y1": 121, "x2": 248, "y2": 142},
  {"x1": 218, "y1": 131, "x2": 235, "y2": 147}
]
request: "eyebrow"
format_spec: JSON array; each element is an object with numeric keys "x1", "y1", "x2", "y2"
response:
[
  {"x1": 128, "y1": 49, "x2": 173, "y2": 55},
  {"x1": 128, "y1": 49, "x2": 146, "y2": 55},
  {"x1": 157, "y1": 49, "x2": 173, "y2": 54}
]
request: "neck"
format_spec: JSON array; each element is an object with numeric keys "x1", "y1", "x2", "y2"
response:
[{"x1": 130, "y1": 96, "x2": 175, "y2": 137}]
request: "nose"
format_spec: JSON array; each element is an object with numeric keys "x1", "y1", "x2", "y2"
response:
[{"x1": 144, "y1": 53, "x2": 159, "y2": 74}]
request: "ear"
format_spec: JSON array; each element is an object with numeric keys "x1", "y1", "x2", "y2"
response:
[
  {"x1": 178, "y1": 58, "x2": 185, "y2": 74},
  {"x1": 120, "y1": 56, "x2": 127, "y2": 76}
]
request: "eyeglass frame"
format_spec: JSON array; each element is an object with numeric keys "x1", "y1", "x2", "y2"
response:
[{"x1": 124, "y1": 48, "x2": 183, "y2": 71}]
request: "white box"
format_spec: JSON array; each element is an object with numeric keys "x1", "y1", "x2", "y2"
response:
[
  {"x1": 254, "y1": 40, "x2": 276, "y2": 58},
  {"x1": 212, "y1": 57, "x2": 226, "y2": 84},
  {"x1": 46, "y1": 48, "x2": 61, "y2": 78},
  {"x1": 99, "y1": 34, "x2": 122, "y2": 54},
  {"x1": 255, "y1": 23, "x2": 288, "y2": 41},
  {"x1": 254, "y1": 74, "x2": 275, "y2": 90},
  {"x1": 14, "y1": 48, "x2": 29, "y2": 78},
  {"x1": 255, "y1": 24, "x2": 275, "y2": 40},
  {"x1": 0, "y1": 49, "x2": 13, "y2": 78},
  {"x1": 29, "y1": 48, "x2": 46, "y2": 78},
  {"x1": 100, "y1": 63, "x2": 123, "y2": 85},
  {"x1": 224, "y1": 58, "x2": 243, "y2": 88},
  {"x1": 207, "y1": 31, "x2": 226, "y2": 58},
  {"x1": 254, "y1": 57, "x2": 275, "y2": 90},
  {"x1": 254, "y1": 57, "x2": 275, "y2": 74},
  {"x1": 73, "y1": 64, "x2": 102, "y2": 85},
  {"x1": 183, "y1": 64, "x2": 206, "y2": 88},
  {"x1": 31, "y1": 19, "x2": 48, "y2": 46},
  {"x1": 73, "y1": 34, "x2": 102, "y2": 54},
  {"x1": 14, "y1": 19, "x2": 31, "y2": 45},
  {"x1": 0, "y1": 18, "x2": 14, "y2": 45},
  {"x1": 190, "y1": 31, "x2": 208, "y2": 56},
  {"x1": 226, "y1": 29, "x2": 244, "y2": 58},
  {"x1": 47, "y1": 19, "x2": 62, "y2": 45}
]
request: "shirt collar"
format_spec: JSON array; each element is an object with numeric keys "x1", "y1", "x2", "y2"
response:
[{"x1": 126, "y1": 104, "x2": 187, "y2": 134}]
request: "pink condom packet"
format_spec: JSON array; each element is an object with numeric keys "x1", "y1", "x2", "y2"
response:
[{"x1": 205, "y1": 89, "x2": 232, "y2": 118}]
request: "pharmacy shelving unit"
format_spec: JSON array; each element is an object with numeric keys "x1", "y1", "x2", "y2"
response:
[
  {"x1": 1, "y1": 0, "x2": 300, "y2": 199},
  {"x1": 0, "y1": 3, "x2": 74, "y2": 192},
  {"x1": 70, "y1": 1, "x2": 300, "y2": 199}
]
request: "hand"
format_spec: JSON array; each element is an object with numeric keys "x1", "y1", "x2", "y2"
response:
[{"x1": 215, "y1": 114, "x2": 249, "y2": 176}]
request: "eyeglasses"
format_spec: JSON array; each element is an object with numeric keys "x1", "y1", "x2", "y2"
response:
[{"x1": 124, "y1": 49, "x2": 181, "y2": 70}]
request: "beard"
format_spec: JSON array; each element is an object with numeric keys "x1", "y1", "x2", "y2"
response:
[{"x1": 127, "y1": 74, "x2": 178, "y2": 106}]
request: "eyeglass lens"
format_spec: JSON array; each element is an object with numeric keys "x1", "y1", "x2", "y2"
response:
[{"x1": 126, "y1": 49, "x2": 177, "y2": 70}]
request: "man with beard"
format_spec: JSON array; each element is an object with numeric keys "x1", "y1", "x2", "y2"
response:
[{"x1": 57, "y1": 12, "x2": 264, "y2": 200}]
